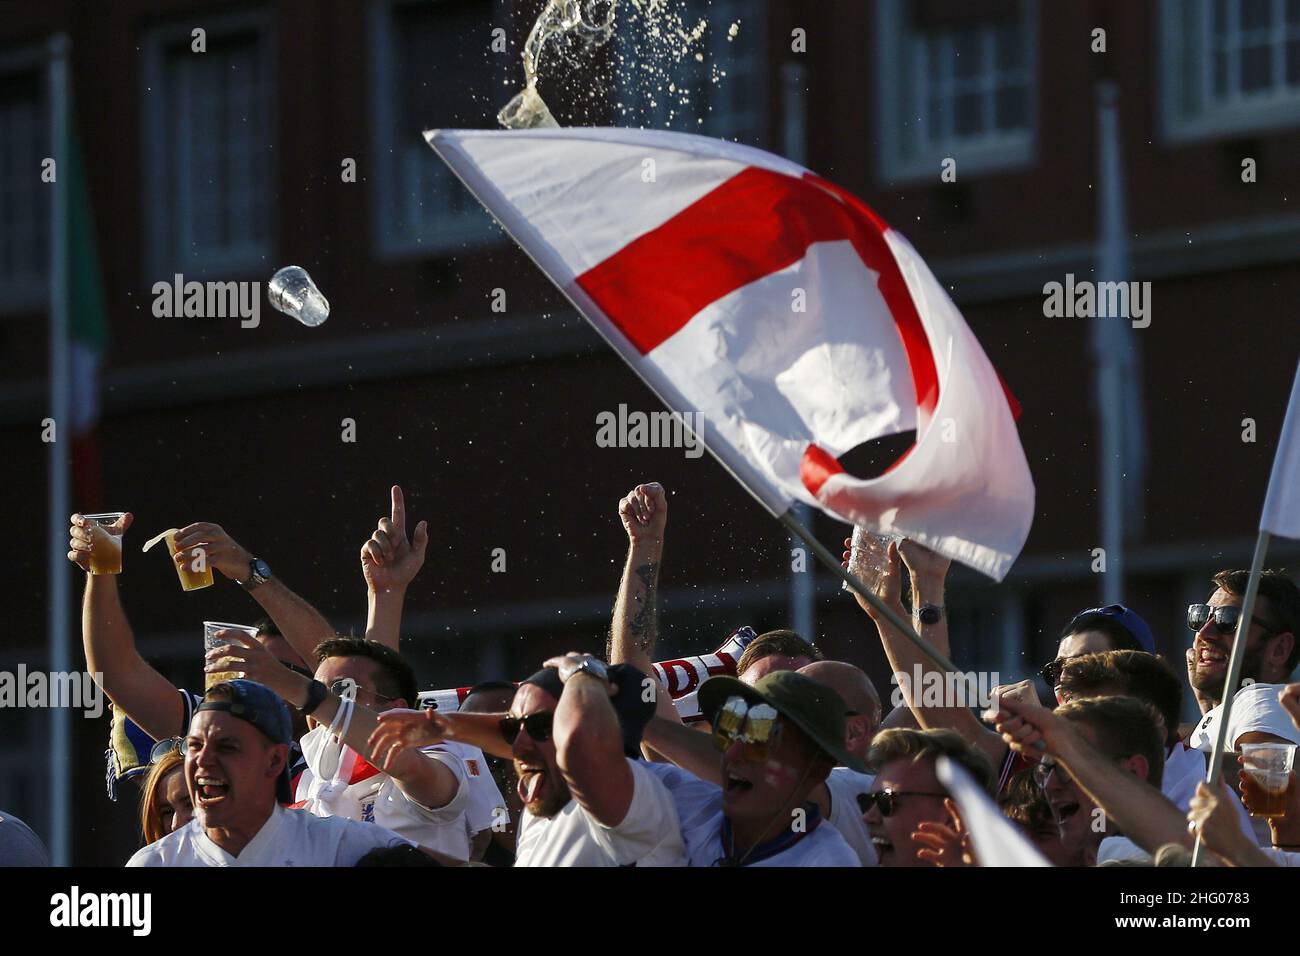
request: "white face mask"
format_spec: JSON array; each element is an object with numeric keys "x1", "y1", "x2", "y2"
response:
[{"x1": 299, "y1": 689, "x2": 360, "y2": 805}]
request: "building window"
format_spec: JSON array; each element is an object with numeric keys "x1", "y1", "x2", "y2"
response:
[
  {"x1": 616, "y1": 0, "x2": 767, "y2": 147},
  {"x1": 370, "y1": 0, "x2": 504, "y2": 259},
  {"x1": 1161, "y1": 0, "x2": 1300, "y2": 141},
  {"x1": 876, "y1": 0, "x2": 1036, "y2": 182},
  {"x1": 141, "y1": 12, "x2": 275, "y2": 280},
  {"x1": 0, "y1": 52, "x2": 49, "y2": 312}
]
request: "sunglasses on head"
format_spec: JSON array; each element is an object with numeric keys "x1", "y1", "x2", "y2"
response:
[
  {"x1": 499, "y1": 712, "x2": 554, "y2": 745},
  {"x1": 1187, "y1": 604, "x2": 1276, "y2": 637},
  {"x1": 711, "y1": 695, "x2": 783, "y2": 759},
  {"x1": 858, "y1": 788, "x2": 947, "y2": 817}
]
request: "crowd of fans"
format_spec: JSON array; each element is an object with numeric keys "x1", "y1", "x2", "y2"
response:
[{"x1": 25, "y1": 480, "x2": 1300, "y2": 866}]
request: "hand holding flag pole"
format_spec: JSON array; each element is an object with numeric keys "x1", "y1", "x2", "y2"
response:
[{"x1": 1192, "y1": 358, "x2": 1300, "y2": 866}]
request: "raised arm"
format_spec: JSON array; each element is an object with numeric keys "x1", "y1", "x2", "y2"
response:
[
  {"x1": 70, "y1": 512, "x2": 185, "y2": 740},
  {"x1": 360, "y1": 485, "x2": 429, "y2": 650},
  {"x1": 171, "y1": 521, "x2": 336, "y2": 665},
  {"x1": 608, "y1": 482, "x2": 677, "y2": 723},
  {"x1": 548, "y1": 653, "x2": 636, "y2": 826},
  {"x1": 640, "y1": 716, "x2": 723, "y2": 785},
  {"x1": 849, "y1": 538, "x2": 1006, "y2": 767}
]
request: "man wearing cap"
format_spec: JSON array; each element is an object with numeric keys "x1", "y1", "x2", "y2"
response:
[
  {"x1": 663, "y1": 671, "x2": 860, "y2": 866},
  {"x1": 128, "y1": 681, "x2": 410, "y2": 866}
]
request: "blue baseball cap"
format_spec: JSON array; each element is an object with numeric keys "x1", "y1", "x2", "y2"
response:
[
  {"x1": 195, "y1": 680, "x2": 295, "y2": 802},
  {"x1": 1066, "y1": 604, "x2": 1156, "y2": 654}
]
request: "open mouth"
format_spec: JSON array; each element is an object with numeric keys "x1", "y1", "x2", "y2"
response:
[
  {"x1": 871, "y1": 835, "x2": 893, "y2": 857},
  {"x1": 194, "y1": 777, "x2": 229, "y2": 806},
  {"x1": 517, "y1": 767, "x2": 546, "y2": 805},
  {"x1": 1052, "y1": 801, "x2": 1081, "y2": 824},
  {"x1": 1196, "y1": 646, "x2": 1228, "y2": 667},
  {"x1": 725, "y1": 772, "x2": 754, "y2": 794}
]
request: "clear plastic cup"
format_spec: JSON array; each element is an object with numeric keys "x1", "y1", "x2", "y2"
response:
[
  {"x1": 1241, "y1": 742, "x2": 1296, "y2": 819},
  {"x1": 268, "y1": 266, "x2": 329, "y2": 327},
  {"x1": 203, "y1": 622, "x2": 260, "y2": 692},
  {"x1": 842, "y1": 525, "x2": 900, "y2": 595},
  {"x1": 83, "y1": 513, "x2": 126, "y2": 575},
  {"x1": 498, "y1": 85, "x2": 559, "y2": 129},
  {"x1": 167, "y1": 531, "x2": 214, "y2": 591}
]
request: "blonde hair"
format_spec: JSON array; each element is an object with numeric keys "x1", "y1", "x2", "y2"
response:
[{"x1": 139, "y1": 749, "x2": 185, "y2": 846}]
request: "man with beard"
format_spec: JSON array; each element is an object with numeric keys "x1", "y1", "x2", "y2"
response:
[
  {"x1": 1185, "y1": 570, "x2": 1300, "y2": 754},
  {"x1": 370, "y1": 658, "x2": 681, "y2": 866},
  {"x1": 129, "y1": 681, "x2": 409, "y2": 866}
]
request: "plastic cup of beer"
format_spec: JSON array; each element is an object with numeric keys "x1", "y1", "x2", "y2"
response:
[
  {"x1": 204, "y1": 622, "x2": 260, "y2": 692},
  {"x1": 82, "y1": 513, "x2": 126, "y2": 575},
  {"x1": 1240, "y1": 742, "x2": 1296, "y2": 819},
  {"x1": 168, "y1": 532, "x2": 214, "y2": 591},
  {"x1": 842, "y1": 525, "x2": 899, "y2": 595}
]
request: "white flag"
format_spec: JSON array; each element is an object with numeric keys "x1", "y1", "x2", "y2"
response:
[
  {"x1": 427, "y1": 128, "x2": 1035, "y2": 579},
  {"x1": 936, "y1": 755, "x2": 1051, "y2": 867},
  {"x1": 1261, "y1": 360, "x2": 1300, "y2": 540}
]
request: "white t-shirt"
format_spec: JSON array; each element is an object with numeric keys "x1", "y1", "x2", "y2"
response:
[
  {"x1": 1161, "y1": 741, "x2": 1258, "y2": 843},
  {"x1": 514, "y1": 759, "x2": 686, "y2": 867},
  {"x1": 1189, "y1": 683, "x2": 1300, "y2": 752},
  {"x1": 1263, "y1": 848, "x2": 1300, "y2": 866},
  {"x1": 296, "y1": 744, "x2": 472, "y2": 860},
  {"x1": 823, "y1": 767, "x2": 878, "y2": 867},
  {"x1": 437, "y1": 741, "x2": 509, "y2": 838},
  {"x1": 1096, "y1": 835, "x2": 1149, "y2": 865},
  {"x1": 127, "y1": 804, "x2": 409, "y2": 867}
]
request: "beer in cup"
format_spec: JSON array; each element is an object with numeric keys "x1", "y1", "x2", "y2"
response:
[
  {"x1": 82, "y1": 513, "x2": 126, "y2": 575},
  {"x1": 203, "y1": 622, "x2": 260, "y2": 692}
]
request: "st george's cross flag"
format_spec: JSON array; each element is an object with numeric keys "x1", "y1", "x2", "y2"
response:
[{"x1": 428, "y1": 128, "x2": 1034, "y2": 580}]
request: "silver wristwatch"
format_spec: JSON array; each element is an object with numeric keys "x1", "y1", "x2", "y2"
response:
[
  {"x1": 243, "y1": 557, "x2": 272, "y2": 591},
  {"x1": 564, "y1": 656, "x2": 609, "y2": 684}
]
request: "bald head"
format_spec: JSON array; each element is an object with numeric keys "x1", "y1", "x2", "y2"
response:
[{"x1": 798, "y1": 660, "x2": 881, "y2": 759}]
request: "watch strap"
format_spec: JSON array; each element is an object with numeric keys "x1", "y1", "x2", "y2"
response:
[{"x1": 299, "y1": 679, "x2": 328, "y2": 716}]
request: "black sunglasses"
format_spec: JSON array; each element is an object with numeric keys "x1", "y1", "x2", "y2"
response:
[
  {"x1": 500, "y1": 712, "x2": 554, "y2": 745},
  {"x1": 857, "y1": 788, "x2": 947, "y2": 817},
  {"x1": 1039, "y1": 658, "x2": 1066, "y2": 688},
  {"x1": 1187, "y1": 604, "x2": 1277, "y2": 637}
]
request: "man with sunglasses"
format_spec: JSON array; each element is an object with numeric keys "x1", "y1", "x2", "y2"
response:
[
  {"x1": 666, "y1": 671, "x2": 860, "y2": 866},
  {"x1": 369, "y1": 657, "x2": 679, "y2": 866},
  {"x1": 863, "y1": 727, "x2": 995, "y2": 867},
  {"x1": 1185, "y1": 570, "x2": 1300, "y2": 755}
]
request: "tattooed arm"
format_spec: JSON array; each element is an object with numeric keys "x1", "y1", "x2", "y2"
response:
[{"x1": 608, "y1": 483, "x2": 678, "y2": 723}]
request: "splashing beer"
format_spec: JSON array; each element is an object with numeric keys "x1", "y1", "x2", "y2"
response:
[{"x1": 499, "y1": 0, "x2": 619, "y2": 129}]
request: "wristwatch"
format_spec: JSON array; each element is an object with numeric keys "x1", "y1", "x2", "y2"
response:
[
  {"x1": 562, "y1": 656, "x2": 609, "y2": 684},
  {"x1": 299, "y1": 679, "x2": 329, "y2": 716},
  {"x1": 242, "y1": 557, "x2": 272, "y2": 591},
  {"x1": 917, "y1": 604, "x2": 944, "y2": 626}
]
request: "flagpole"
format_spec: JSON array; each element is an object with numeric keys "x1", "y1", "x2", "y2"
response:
[
  {"x1": 1190, "y1": 528, "x2": 1271, "y2": 867},
  {"x1": 778, "y1": 509, "x2": 959, "y2": 674},
  {"x1": 47, "y1": 30, "x2": 72, "y2": 868}
]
